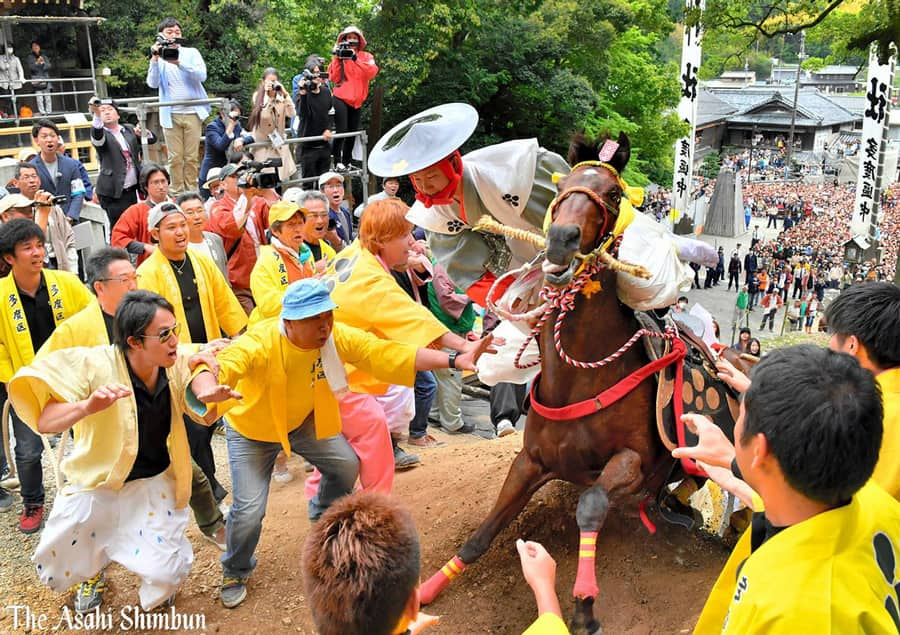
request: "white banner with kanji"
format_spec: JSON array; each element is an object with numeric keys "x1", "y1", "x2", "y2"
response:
[
  {"x1": 670, "y1": 0, "x2": 704, "y2": 219},
  {"x1": 851, "y1": 46, "x2": 895, "y2": 238}
]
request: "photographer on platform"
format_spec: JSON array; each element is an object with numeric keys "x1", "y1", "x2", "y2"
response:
[
  {"x1": 199, "y1": 100, "x2": 252, "y2": 200},
  {"x1": 146, "y1": 17, "x2": 210, "y2": 196},
  {"x1": 295, "y1": 55, "x2": 334, "y2": 189},
  {"x1": 247, "y1": 69, "x2": 295, "y2": 183},
  {"x1": 328, "y1": 27, "x2": 378, "y2": 172}
]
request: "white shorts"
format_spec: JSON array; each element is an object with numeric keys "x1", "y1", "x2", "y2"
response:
[
  {"x1": 33, "y1": 472, "x2": 192, "y2": 610},
  {"x1": 374, "y1": 384, "x2": 415, "y2": 434}
]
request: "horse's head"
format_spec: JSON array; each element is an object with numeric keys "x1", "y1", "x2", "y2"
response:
[{"x1": 543, "y1": 132, "x2": 630, "y2": 287}]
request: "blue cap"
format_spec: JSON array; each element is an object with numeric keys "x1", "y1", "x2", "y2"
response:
[{"x1": 281, "y1": 279, "x2": 338, "y2": 321}]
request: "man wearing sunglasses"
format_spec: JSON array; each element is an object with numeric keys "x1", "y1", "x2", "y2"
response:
[
  {"x1": 0, "y1": 219, "x2": 93, "y2": 535},
  {"x1": 187, "y1": 277, "x2": 493, "y2": 609},
  {"x1": 36, "y1": 246, "x2": 229, "y2": 614},
  {"x1": 8, "y1": 290, "x2": 227, "y2": 613}
]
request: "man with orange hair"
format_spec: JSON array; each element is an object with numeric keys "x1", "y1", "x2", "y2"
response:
[{"x1": 322, "y1": 197, "x2": 490, "y2": 473}]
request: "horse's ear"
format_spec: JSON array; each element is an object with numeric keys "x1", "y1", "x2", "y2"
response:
[
  {"x1": 567, "y1": 131, "x2": 595, "y2": 166},
  {"x1": 608, "y1": 131, "x2": 630, "y2": 173}
]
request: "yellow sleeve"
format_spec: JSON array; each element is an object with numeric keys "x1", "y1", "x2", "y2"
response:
[
  {"x1": 334, "y1": 323, "x2": 418, "y2": 388},
  {"x1": 210, "y1": 324, "x2": 269, "y2": 389},
  {"x1": 8, "y1": 348, "x2": 94, "y2": 432},
  {"x1": 522, "y1": 613, "x2": 569, "y2": 635},
  {"x1": 249, "y1": 253, "x2": 284, "y2": 322}
]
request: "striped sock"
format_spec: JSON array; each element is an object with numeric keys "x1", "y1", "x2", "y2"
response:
[{"x1": 573, "y1": 531, "x2": 599, "y2": 599}]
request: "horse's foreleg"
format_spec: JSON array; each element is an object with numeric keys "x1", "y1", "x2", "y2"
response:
[
  {"x1": 420, "y1": 450, "x2": 550, "y2": 605},
  {"x1": 571, "y1": 448, "x2": 643, "y2": 635}
]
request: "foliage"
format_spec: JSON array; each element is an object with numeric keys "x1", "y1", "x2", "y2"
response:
[
  {"x1": 701, "y1": 151, "x2": 723, "y2": 179},
  {"x1": 78, "y1": 0, "x2": 684, "y2": 183}
]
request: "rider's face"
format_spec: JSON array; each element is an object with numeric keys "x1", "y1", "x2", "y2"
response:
[{"x1": 410, "y1": 165, "x2": 450, "y2": 196}]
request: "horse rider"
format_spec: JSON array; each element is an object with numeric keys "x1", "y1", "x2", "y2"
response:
[{"x1": 367, "y1": 103, "x2": 569, "y2": 395}]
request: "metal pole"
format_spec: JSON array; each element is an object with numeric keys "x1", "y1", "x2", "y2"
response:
[
  {"x1": 137, "y1": 104, "x2": 150, "y2": 162},
  {"x1": 85, "y1": 23, "x2": 98, "y2": 96},
  {"x1": 785, "y1": 31, "x2": 805, "y2": 180}
]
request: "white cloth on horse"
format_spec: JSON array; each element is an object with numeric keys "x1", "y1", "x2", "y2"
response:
[
  {"x1": 373, "y1": 384, "x2": 415, "y2": 435},
  {"x1": 476, "y1": 320, "x2": 540, "y2": 386},
  {"x1": 616, "y1": 211, "x2": 693, "y2": 311},
  {"x1": 32, "y1": 471, "x2": 192, "y2": 610},
  {"x1": 671, "y1": 234, "x2": 719, "y2": 268}
]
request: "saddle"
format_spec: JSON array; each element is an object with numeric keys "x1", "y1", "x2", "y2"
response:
[{"x1": 634, "y1": 311, "x2": 740, "y2": 454}]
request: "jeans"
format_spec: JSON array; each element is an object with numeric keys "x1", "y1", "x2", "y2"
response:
[
  {"x1": 409, "y1": 371, "x2": 437, "y2": 439},
  {"x1": 760, "y1": 310, "x2": 777, "y2": 331},
  {"x1": 12, "y1": 407, "x2": 44, "y2": 505},
  {"x1": 222, "y1": 415, "x2": 358, "y2": 579}
]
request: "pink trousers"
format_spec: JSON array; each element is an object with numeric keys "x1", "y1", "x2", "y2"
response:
[{"x1": 304, "y1": 391, "x2": 394, "y2": 499}]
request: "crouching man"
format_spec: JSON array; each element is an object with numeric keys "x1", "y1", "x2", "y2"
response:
[
  {"x1": 8, "y1": 290, "x2": 220, "y2": 611},
  {"x1": 187, "y1": 278, "x2": 493, "y2": 609}
]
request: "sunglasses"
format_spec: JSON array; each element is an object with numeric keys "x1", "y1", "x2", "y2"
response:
[{"x1": 138, "y1": 323, "x2": 181, "y2": 343}]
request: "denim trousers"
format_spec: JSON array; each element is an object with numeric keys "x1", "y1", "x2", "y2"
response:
[
  {"x1": 221, "y1": 415, "x2": 358, "y2": 579},
  {"x1": 409, "y1": 371, "x2": 437, "y2": 439},
  {"x1": 12, "y1": 407, "x2": 44, "y2": 505}
]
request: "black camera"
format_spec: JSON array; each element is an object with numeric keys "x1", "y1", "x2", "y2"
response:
[
  {"x1": 154, "y1": 35, "x2": 182, "y2": 61},
  {"x1": 299, "y1": 69, "x2": 329, "y2": 92},
  {"x1": 33, "y1": 195, "x2": 68, "y2": 207},
  {"x1": 238, "y1": 158, "x2": 282, "y2": 190},
  {"x1": 334, "y1": 42, "x2": 356, "y2": 60}
]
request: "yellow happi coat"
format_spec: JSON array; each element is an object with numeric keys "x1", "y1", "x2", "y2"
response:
[
  {"x1": 9, "y1": 346, "x2": 204, "y2": 508},
  {"x1": 874, "y1": 367, "x2": 900, "y2": 500},
  {"x1": 137, "y1": 247, "x2": 247, "y2": 343},
  {"x1": 188, "y1": 319, "x2": 417, "y2": 455},
  {"x1": 0, "y1": 270, "x2": 94, "y2": 383},
  {"x1": 326, "y1": 241, "x2": 447, "y2": 394},
  {"x1": 694, "y1": 482, "x2": 900, "y2": 634}
]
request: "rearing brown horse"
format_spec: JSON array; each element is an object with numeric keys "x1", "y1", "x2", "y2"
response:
[{"x1": 419, "y1": 132, "x2": 731, "y2": 633}]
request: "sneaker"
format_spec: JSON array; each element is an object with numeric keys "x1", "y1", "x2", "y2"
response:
[
  {"x1": 393, "y1": 444, "x2": 420, "y2": 470},
  {"x1": 19, "y1": 504, "x2": 43, "y2": 534},
  {"x1": 496, "y1": 420, "x2": 517, "y2": 438},
  {"x1": 272, "y1": 463, "x2": 294, "y2": 483},
  {"x1": 334, "y1": 162, "x2": 347, "y2": 173},
  {"x1": 408, "y1": 433, "x2": 446, "y2": 448},
  {"x1": 74, "y1": 571, "x2": 107, "y2": 614},
  {"x1": 203, "y1": 525, "x2": 227, "y2": 551},
  {"x1": 439, "y1": 421, "x2": 476, "y2": 435},
  {"x1": 0, "y1": 486, "x2": 12, "y2": 512},
  {"x1": 0, "y1": 468, "x2": 19, "y2": 490},
  {"x1": 221, "y1": 576, "x2": 248, "y2": 609}
]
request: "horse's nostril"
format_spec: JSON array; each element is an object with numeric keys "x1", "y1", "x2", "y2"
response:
[{"x1": 547, "y1": 224, "x2": 582, "y2": 264}]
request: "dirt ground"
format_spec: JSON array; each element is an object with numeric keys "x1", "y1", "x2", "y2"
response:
[{"x1": 0, "y1": 427, "x2": 728, "y2": 635}]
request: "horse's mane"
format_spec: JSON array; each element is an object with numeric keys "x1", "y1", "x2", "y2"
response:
[{"x1": 567, "y1": 131, "x2": 630, "y2": 174}]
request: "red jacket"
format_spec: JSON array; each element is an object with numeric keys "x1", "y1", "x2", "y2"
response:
[
  {"x1": 111, "y1": 201, "x2": 152, "y2": 266},
  {"x1": 207, "y1": 196, "x2": 270, "y2": 290},
  {"x1": 328, "y1": 51, "x2": 378, "y2": 109}
]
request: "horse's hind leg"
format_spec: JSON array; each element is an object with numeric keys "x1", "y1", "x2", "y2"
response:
[
  {"x1": 419, "y1": 450, "x2": 551, "y2": 604},
  {"x1": 570, "y1": 448, "x2": 644, "y2": 635}
]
